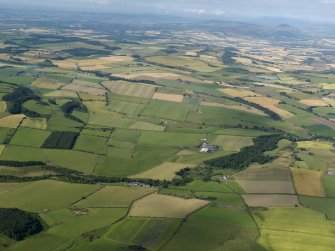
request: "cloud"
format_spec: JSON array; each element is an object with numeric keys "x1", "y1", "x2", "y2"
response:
[{"x1": 185, "y1": 8, "x2": 226, "y2": 16}]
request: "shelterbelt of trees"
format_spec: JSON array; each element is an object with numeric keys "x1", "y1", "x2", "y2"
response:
[{"x1": 0, "y1": 208, "x2": 43, "y2": 241}]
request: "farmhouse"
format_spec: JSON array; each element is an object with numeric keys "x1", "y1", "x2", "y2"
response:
[
  {"x1": 128, "y1": 182, "x2": 151, "y2": 188},
  {"x1": 200, "y1": 143, "x2": 219, "y2": 153}
]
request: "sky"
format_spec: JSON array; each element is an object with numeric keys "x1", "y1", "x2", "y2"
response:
[{"x1": 1, "y1": 0, "x2": 335, "y2": 23}]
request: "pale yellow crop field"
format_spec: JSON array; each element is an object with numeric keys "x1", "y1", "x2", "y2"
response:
[
  {"x1": 219, "y1": 88, "x2": 260, "y2": 98},
  {"x1": 131, "y1": 162, "x2": 194, "y2": 181},
  {"x1": 297, "y1": 141, "x2": 334, "y2": 150},
  {"x1": 32, "y1": 77, "x2": 65, "y2": 90},
  {"x1": 0, "y1": 114, "x2": 26, "y2": 128},
  {"x1": 291, "y1": 168, "x2": 325, "y2": 197},
  {"x1": 102, "y1": 81, "x2": 155, "y2": 98},
  {"x1": 129, "y1": 194, "x2": 209, "y2": 218},
  {"x1": 152, "y1": 93, "x2": 184, "y2": 103},
  {"x1": 300, "y1": 99, "x2": 329, "y2": 107}
]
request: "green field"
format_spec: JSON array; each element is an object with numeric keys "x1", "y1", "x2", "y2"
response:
[
  {"x1": 0, "y1": 180, "x2": 100, "y2": 213},
  {"x1": 75, "y1": 186, "x2": 156, "y2": 208},
  {"x1": 254, "y1": 208, "x2": 335, "y2": 251}
]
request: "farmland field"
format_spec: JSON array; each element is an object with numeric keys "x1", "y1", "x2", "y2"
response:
[
  {"x1": 291, "y1": 168, "x2": 325, "y2": 197},
  {"x1": 0, "y1": 7, "x2": 334, "y2": 251},
  {"x1": 129, "y1": 194, "x2": 209, "y2": 218}
]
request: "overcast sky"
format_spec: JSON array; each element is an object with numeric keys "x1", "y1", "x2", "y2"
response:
[{"x1": 1, "y1": 0, "x2": 335, "y2": 23}]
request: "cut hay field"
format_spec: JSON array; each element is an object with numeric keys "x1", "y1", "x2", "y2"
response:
[
  {"x1": 0, "y1": 114, "x2": 25, "y2": 128},
  {"x1": 297, "y1": 140, "x2": 333, "y2": 150},
  {"x1": 235, "y1": 157, "x2": 295, "y2": 194},
  {"x1": 131, "y1": 162, "x2": 194, "y2": 181},
  {"x1": 242, "y1": 194, "x2": 299, "y2": 207},
  {"x1": 152, "y1": 92, "x2": 184, "y2": 103},
  {"x1": 200, "y1": 101, "x2": 267, "y2": 116},
  {"x1": 75, "y1": 186, "x2": 156, "y2": 208},
  {"x1": 211, "y1": 135, "x2": 253, "y2": 152},
  {"x1": 300, "y1": 99, "x2": 329, "y2": 107},
  {"x1": 0, "y1": 101, "x2": 7, "y2": 112},
  {"x1": 129, "y1": 194, "x2": 209, "y2": 218},
  {"x1": 62, "y1": 79, "x2": 106, "y2": 96},
  {"x1": 21, "y1": 117, "x2": 48, "y2": 129},
  {"x1": 263, "y1": 104, "x2": 294, "y2": 118},
  {"x1": 102, "y1": 80, "x2": 155, "y2": 98},
  {"x1": 254, "y1": 208, "x2": 335, "y2": 251},
  {"x1": 146, "y1": 56, "x2": 217, "y2": 72},
  {"x1": 219, "y1": 88, "x2": 260, "y2": 97},
  {"x1": 113, "y1": 72, "x2": 183, "y2": 80},
  {"x1": 291, "y1": 168, "x2": 325, "y2": 197},
  {"x1": 32, "y1": 77, "x2": 65, "y2": 89}
]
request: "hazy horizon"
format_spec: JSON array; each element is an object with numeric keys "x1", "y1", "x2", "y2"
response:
[{"x1": 0, "y1": 0, "x2": 335, "y2": 24}]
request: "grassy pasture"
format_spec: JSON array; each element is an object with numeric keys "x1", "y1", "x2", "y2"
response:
[
  {"x1": 74, "y1": 134, "x2": 107, "y2": 154},
  {"x1": 106, "y1": 217, "x2": 181, "y2": 250},
  {"x1": 162, "y1": 206, "x2": 261, "y2": 251},
  {"x1": 129, "y1": 194, "x2": 209, "y2": 218},
  {"x1": 9, "y1": 234, "x2": 69, "y2": 251},
  {"x1": 0, "y1": 182, "x2": 28, "y2": 195},
  {"x1": 0, "y1": 145, "x2": 99, "y2": 173},
  {"x1": 0, "y1": 114, "x2": 25, "y2": 128},
  {"x1": 95, "y1": 147, "x2": 177, "y2": 177},
  {"x1": 141, "y1": 99, "x2": 197, "y2": 121},
  {"x1": 110, "y1": 128, "x2": 141, "y2": 142},
  {"x1": 0, "y1": 127, "x2": 11, "y2": 143},
  {"x1": 45, "y1": 208, "x2": 127, "y2": 237},
  {"x1": 129, "y1": 121, "x2": 165, "y2": 131},
  {"x1": 322, "y1": 175, "x2": 335, "y2": 198},
  {"x1": 108, "y1": 99, "x2": 146, "y2": 116},
  {"x1": 47, "y1": 112, "x2": 82, "y2": 132},
  {"x1": 21, "y1": 117, "x2": 48, "y2": 129},
  {"x1": 291, "y1": 168, "x2": 325, "y2": 197},
  {"x1": 211, "y1": 135, "x2": 253, "y2": 152},
  {"x1": 131, "y1": 162, "x2": 194, "y2": 181},
  {"x1": 103, "y1": 80, "x2": 155, "y2": 98},
  {"x1": 138, "y1": 131, "x2": 201, "y2": 148},
  {"x1": 10, "y1": 127, "x2": 50, "y2": 147},
  {"x1": 75, "y1": 186, "x2": 156, "y2": 208},
  {"x1": 254, "y1": 208, "x2": 335, "y2": 251},
  {"x1": 146, "y1": 56, "x2": 217, "y2": 72},
  {"x1": 0, "y1": 180, "x2": 100, "y2": 213},
  {"x1": 44, "y1": 90, "x2": 78, "y2": 98},
  {"x1": 242, "y1": 194, "x2": 299, "y2": 207},
  {"x1": 299, "y1": 196, "x2": 335, "y2": 220}
]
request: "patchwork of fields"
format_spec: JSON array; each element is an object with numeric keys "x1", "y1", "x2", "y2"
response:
[{"x1": 0, "y1": 10, "x2": 334, "y2": 251}]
